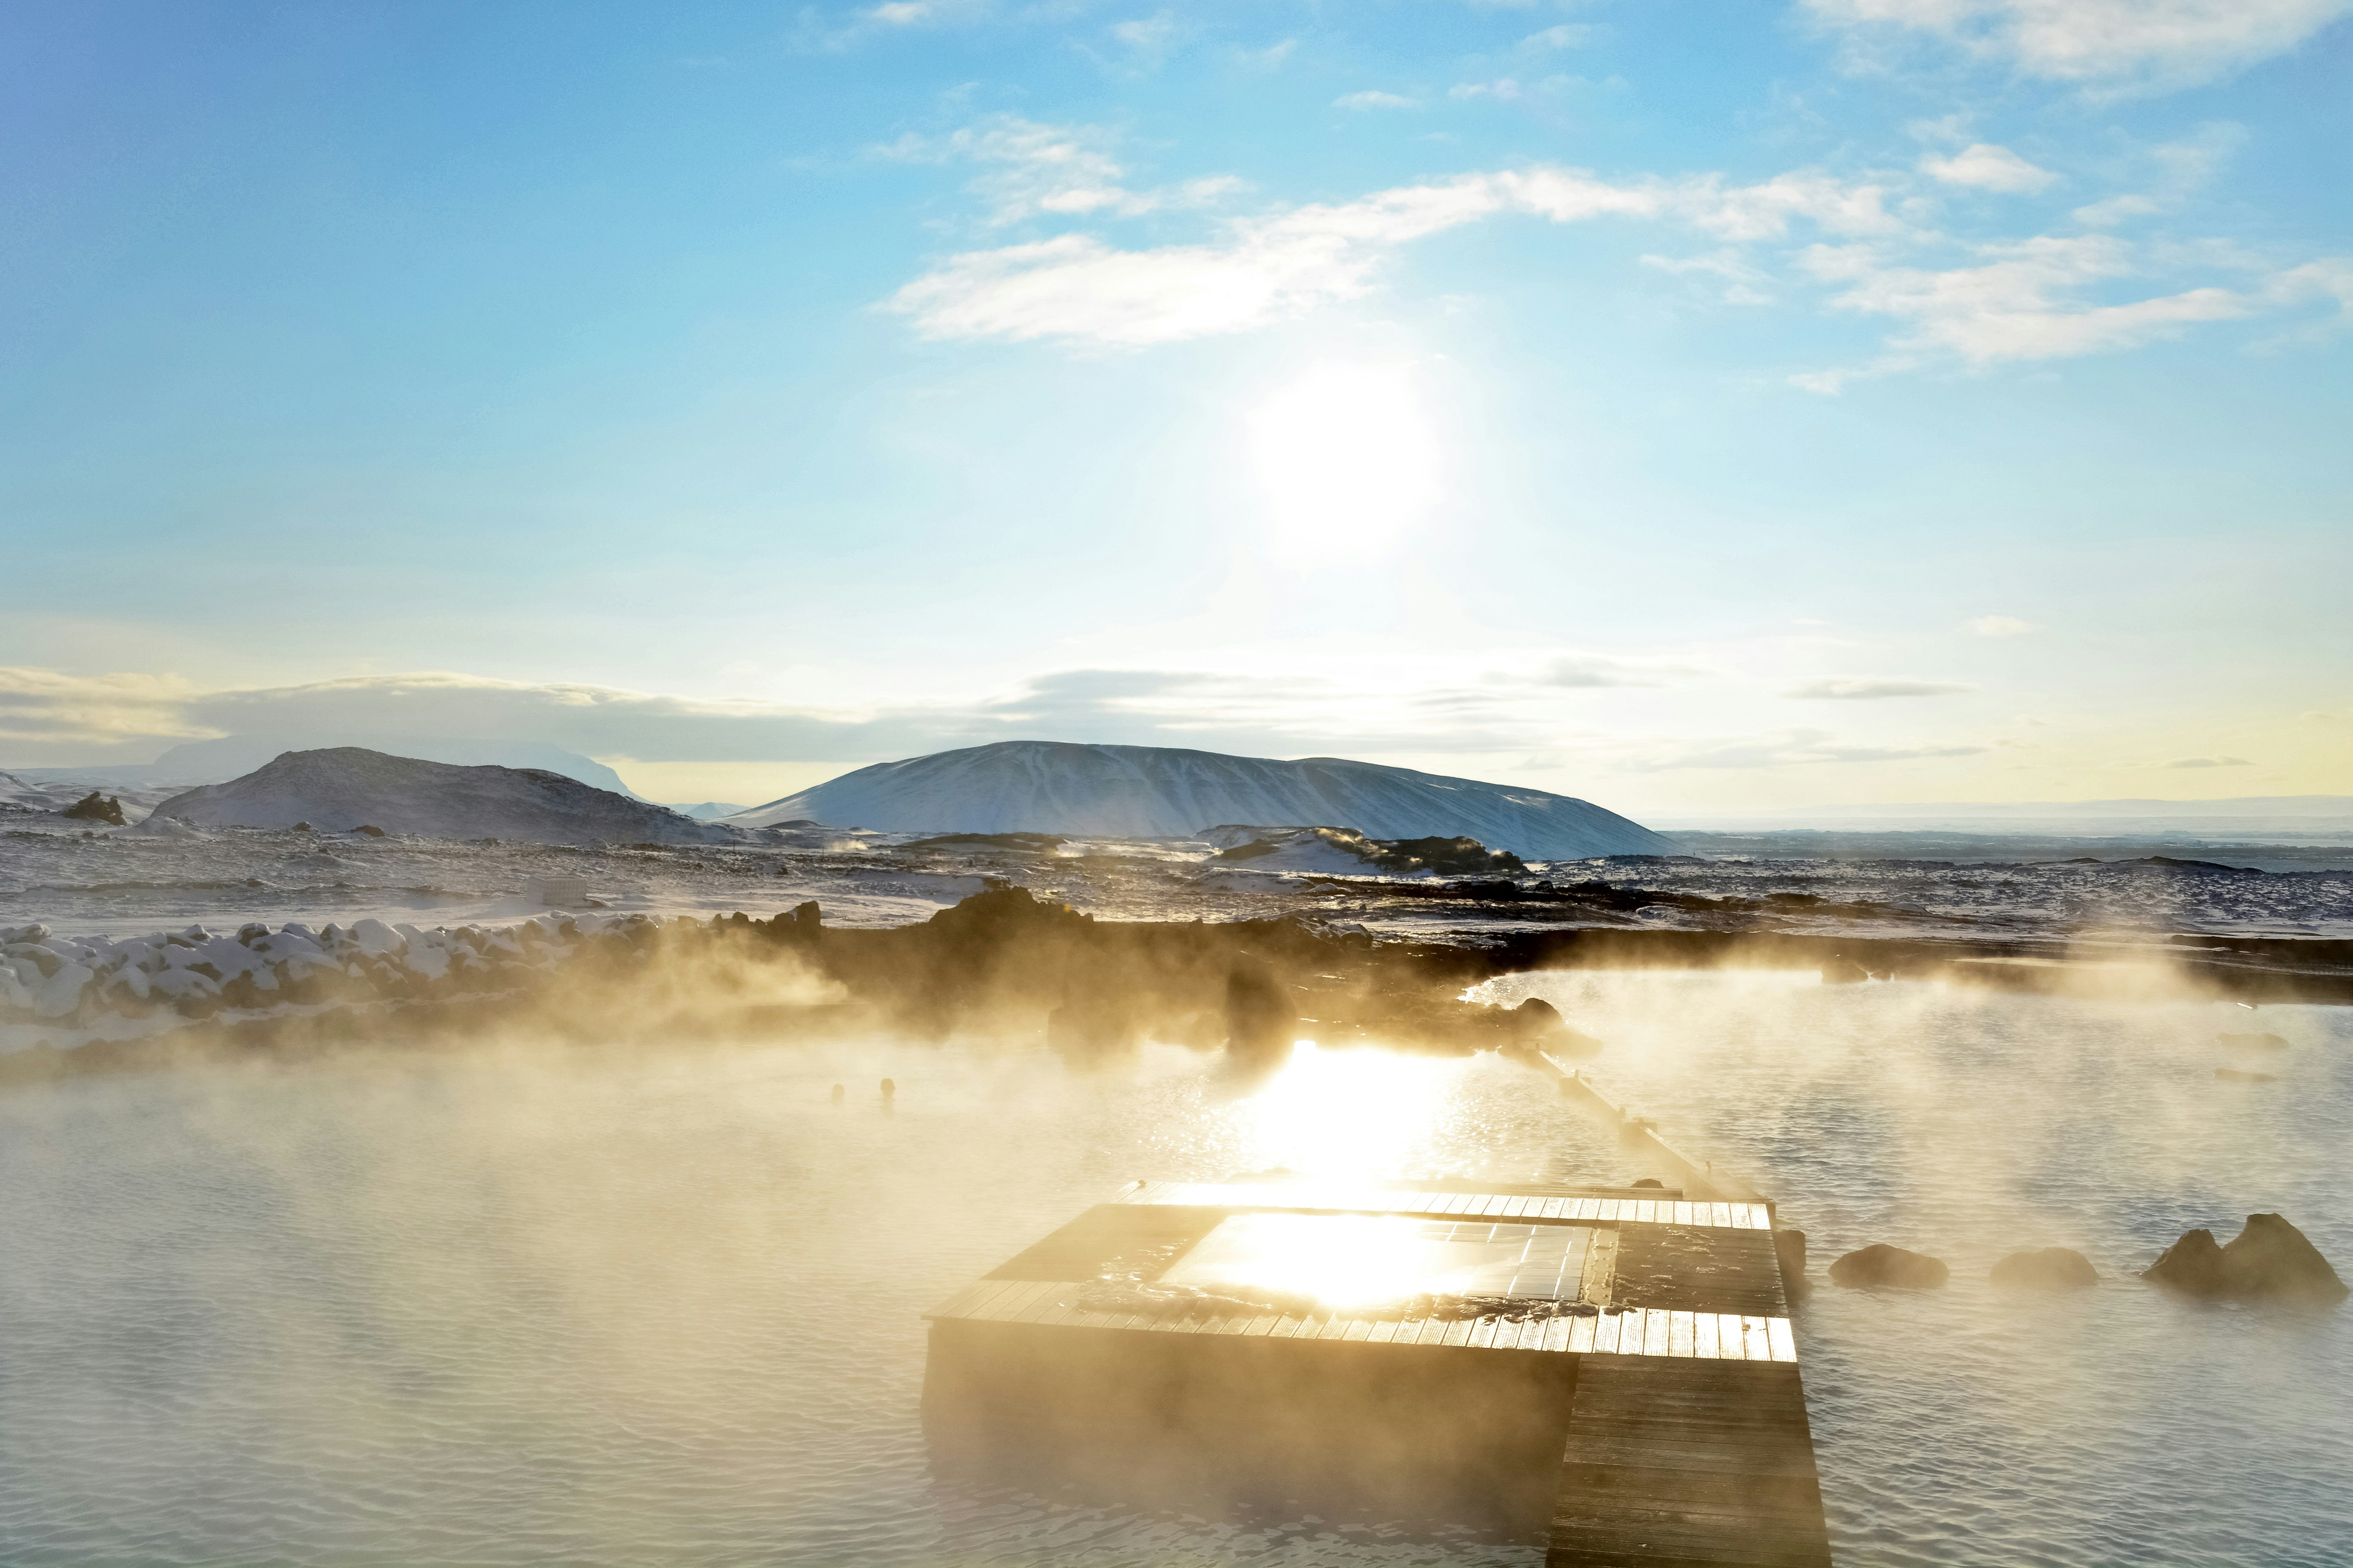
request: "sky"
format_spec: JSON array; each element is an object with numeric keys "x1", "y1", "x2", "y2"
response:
[{"x1": 2, "y1": 0, "x2": 2348, "y2": 816}]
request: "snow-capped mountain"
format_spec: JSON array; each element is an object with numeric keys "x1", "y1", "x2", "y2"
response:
[
  {"x1": 146, "y1": 749, "x2": 733, "y2": 845},
  {"x1": 728, "y1": 741, "x2": 1669, "y2": 859}
]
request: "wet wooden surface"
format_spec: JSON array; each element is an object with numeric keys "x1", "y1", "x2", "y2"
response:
[{"x1": 922, "y1": 1180, "x2": 1831, "y2": 1565}]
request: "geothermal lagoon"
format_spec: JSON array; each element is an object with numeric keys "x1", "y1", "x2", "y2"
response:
[{"x1": 2, "y1": 972, "x2": 2346, "y2": 1568}]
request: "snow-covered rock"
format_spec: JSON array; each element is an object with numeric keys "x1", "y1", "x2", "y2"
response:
[
  {"x1": 145, "y1": 749, "x2": 737, "y2": 847},
  {"x1": 726, "y1": 741, "x2": 1669, "y2": 860}
]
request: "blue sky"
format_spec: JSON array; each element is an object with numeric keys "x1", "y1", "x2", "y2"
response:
[{"x1": 2, "y1": 0, "x2": 2348, "y2": 813}]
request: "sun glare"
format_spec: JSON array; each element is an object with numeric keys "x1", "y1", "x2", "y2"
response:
[
  {"x1": 1247, "y1": 361, "x2": 1443, "y2": 556},
  {"x1": 1235, "y1": 1040, "x2": 1460, "y2": 1176}
]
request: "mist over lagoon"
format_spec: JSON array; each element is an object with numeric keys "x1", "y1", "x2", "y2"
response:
[{"x1": 2, "y1": 972, "x2": 2346, "y2": 1567}]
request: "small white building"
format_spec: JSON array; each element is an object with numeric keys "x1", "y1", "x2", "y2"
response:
[{"x1": 524, "y1": 875, "x2": 590, "y2": 908}]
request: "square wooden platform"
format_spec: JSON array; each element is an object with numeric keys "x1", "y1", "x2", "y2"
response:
[{"x1": 922, "y1": 1177, "x2": 1833, "y2": 1566}]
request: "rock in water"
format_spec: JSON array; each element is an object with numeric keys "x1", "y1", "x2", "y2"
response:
[
  {"x1": 1827, "y1": 1243, "x2": 1949, "y2": 1289},
  {"x1": 2143, "y1": 1229, "x2": 2231, "y2": 1296},
  {"x1": 2144, "y1": 1214, "x2": 2347, "y2": 1305},
  {"x1": 1820, "y1": 957, "x2": 1869, "y2": 985},
  {"x1": 2223, "y1": 1214, "x2": 2346, "y2": 1304},
  {"x1": 1224, "y1": 956, "x2": 1296, "y2": 1067},
  {"x1": 1991, "y1": 1248, "x2": 2099, "y2": 1290}
]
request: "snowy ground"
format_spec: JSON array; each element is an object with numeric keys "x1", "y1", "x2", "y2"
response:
[{"x1": 6, "y1": 812, "x2": 2349, "y2": 948}]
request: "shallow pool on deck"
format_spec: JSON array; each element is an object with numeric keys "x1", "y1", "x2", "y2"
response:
[{"x1": 0, "y1": 972, "x2": 2346, "y2": 1568}]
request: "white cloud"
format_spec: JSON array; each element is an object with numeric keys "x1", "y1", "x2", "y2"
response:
[
  {"x1": 1920, "y1": 142, "x2": 2059, "y2": 192},
  {"x1": 1963, "y1": 614, "x2": 2034, "y2": 635},
  {"x1": 1335, "y1": 90, "x2": 1421, "y2": 110},
  {"x1": 1520, "y1": 24, "x2": 1599, "y2": 49},
  {"x1": 878, "y1": 115, "x2": 1241, "y2": 226},
  {"x1": 1803, "y1": 0, "x2": 2353, "y2": 90},
  {"x1": 1109, "y1": 12, "x2": 1179, "y2": 59},
  {"x1": 1642, "y1": 250, "x2": 1775, "y2": 304},
  {"x1": 1529, "y1": 654, "x2": 1699, "y2": 688},
  {"x1": 2074, "y1": 121, "x2": 2246, "y2": 225},
  {"x1": 1783, "y1": 679, "x2": 1972, "y2": 699},
  {"x1": 1802, "y1": 233, "x2": 2252, "y2": 364},
  {"x1": 0, "y1": 664, "x2": 1694, "y2": 773},
  {"x1": 0, "y1": 667, "x2": 209, "y2": 747},
  {"x1": 1451, "y1": 78, "x2": 1524, "y2": 99},
  {"x1": 885, "y1": 130, "x2": 2346, "y2": 373},
  {"x1": 890, "y1": 163, "x2": 1910, "y2": 346},
  {"x1": 1627, "y1": 727, "x2": 1987, "y2": 770}
]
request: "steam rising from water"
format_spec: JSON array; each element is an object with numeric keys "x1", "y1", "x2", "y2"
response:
[{"x1": 0, "y1": 975, "x2": 2347, "y2": 1565}]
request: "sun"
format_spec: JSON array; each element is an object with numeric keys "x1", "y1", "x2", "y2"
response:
[{"x1": 1246, "y1": 361, "x2": 1443, "y2": 557}]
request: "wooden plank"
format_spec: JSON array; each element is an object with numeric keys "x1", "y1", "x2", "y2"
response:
[
  {"x1": 1743, "y1": 1316, "x2": 1772, "y2": 1361},
  {"x1": 1594, "y1": 1311, "x2": 1622, "y2": 1354},
  {"x1": 1767, "y1": 1318, "x2": 1797, "y2": 1364},
  {"x1": 1693, "y1": 1311, "x2": 1719, "y2": 1360},
  {"x1": 1000, "y1": 1281, "x2": 1061, "y2": 1322},
  {"x1": 1581, "y1": 1226, "x2": 1620, "y2": 1307},
  {"x1": 1717, "y1": 1313, "x2": 1748, "y2": 1359},
  {"x1": 1568, "y1": 1313, "x2": 1598, "y2": 1353},
  {"x1": 1550, "y1": 1355, "x2": 1831, "y2": 1568},
  {"x1": 1669, "y1": 1311, "x2": 1697, "y2": 1359},
  {"x1": 1005, "y1": 1284, "x2": 1068, "y2": 1325}
]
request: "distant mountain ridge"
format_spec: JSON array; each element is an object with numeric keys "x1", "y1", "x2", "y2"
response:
[
  {"x1": 6, "y1": 736, "x2": 640, "y2": 796},
  {"x1": 148, "y1": 749, "x2": 730, "y2": 845},
  {"x1": 728, "y1": 741, "x2": 1669, "y2": 859}
]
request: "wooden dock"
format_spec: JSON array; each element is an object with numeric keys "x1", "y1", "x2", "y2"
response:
[{"x1": 923, "y1": 1175, "x2": 1831, "y2": 1566}]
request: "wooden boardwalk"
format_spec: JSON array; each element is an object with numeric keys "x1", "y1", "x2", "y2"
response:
[{"x1": 923, "y1": 1176, "x2": 1831, "y2": 1567}]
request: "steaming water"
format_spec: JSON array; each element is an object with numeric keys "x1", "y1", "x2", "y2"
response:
[{"x1": 1, "y1": 974, "x2": 2348, "y2": 1567}]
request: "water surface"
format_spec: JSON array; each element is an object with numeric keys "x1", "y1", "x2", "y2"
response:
[{"x1": 2, "y1": 974, "x2": 2348, "y2": 1566}]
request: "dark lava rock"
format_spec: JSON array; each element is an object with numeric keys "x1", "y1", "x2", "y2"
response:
[
  {"x1": 2146, "y1": 1214, "x2": 2347, "y2": 1305},
  {"x1": 901, "y1": 831, "x2": 1066, "y2": 853},
  {"x1": 60, "y1": 792, "x2": 125, "y2": 825},
  {"x1": 351, "y1": 824, "x2": 388, "y2": 838},
  {"x1": 1507, "y1": 996, "x2": 1602, "y2": 1054},
  {"x1": 1990, "y1": 1247, "x2": 2099, "y2": 1290},
  {"x1": 2145, "y1": 1229, "x2": 2232, "y2": 1296},
  {"x1": 1820, "y1": 957, "x2": 1869, "y2": 985},
  {"x1": 1632, "y1": 1178, "x2": 1665, "y2": 1190},
  {"x1": 1828, "y1": 1243, "x2": 1949, "y2": 1289}
]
